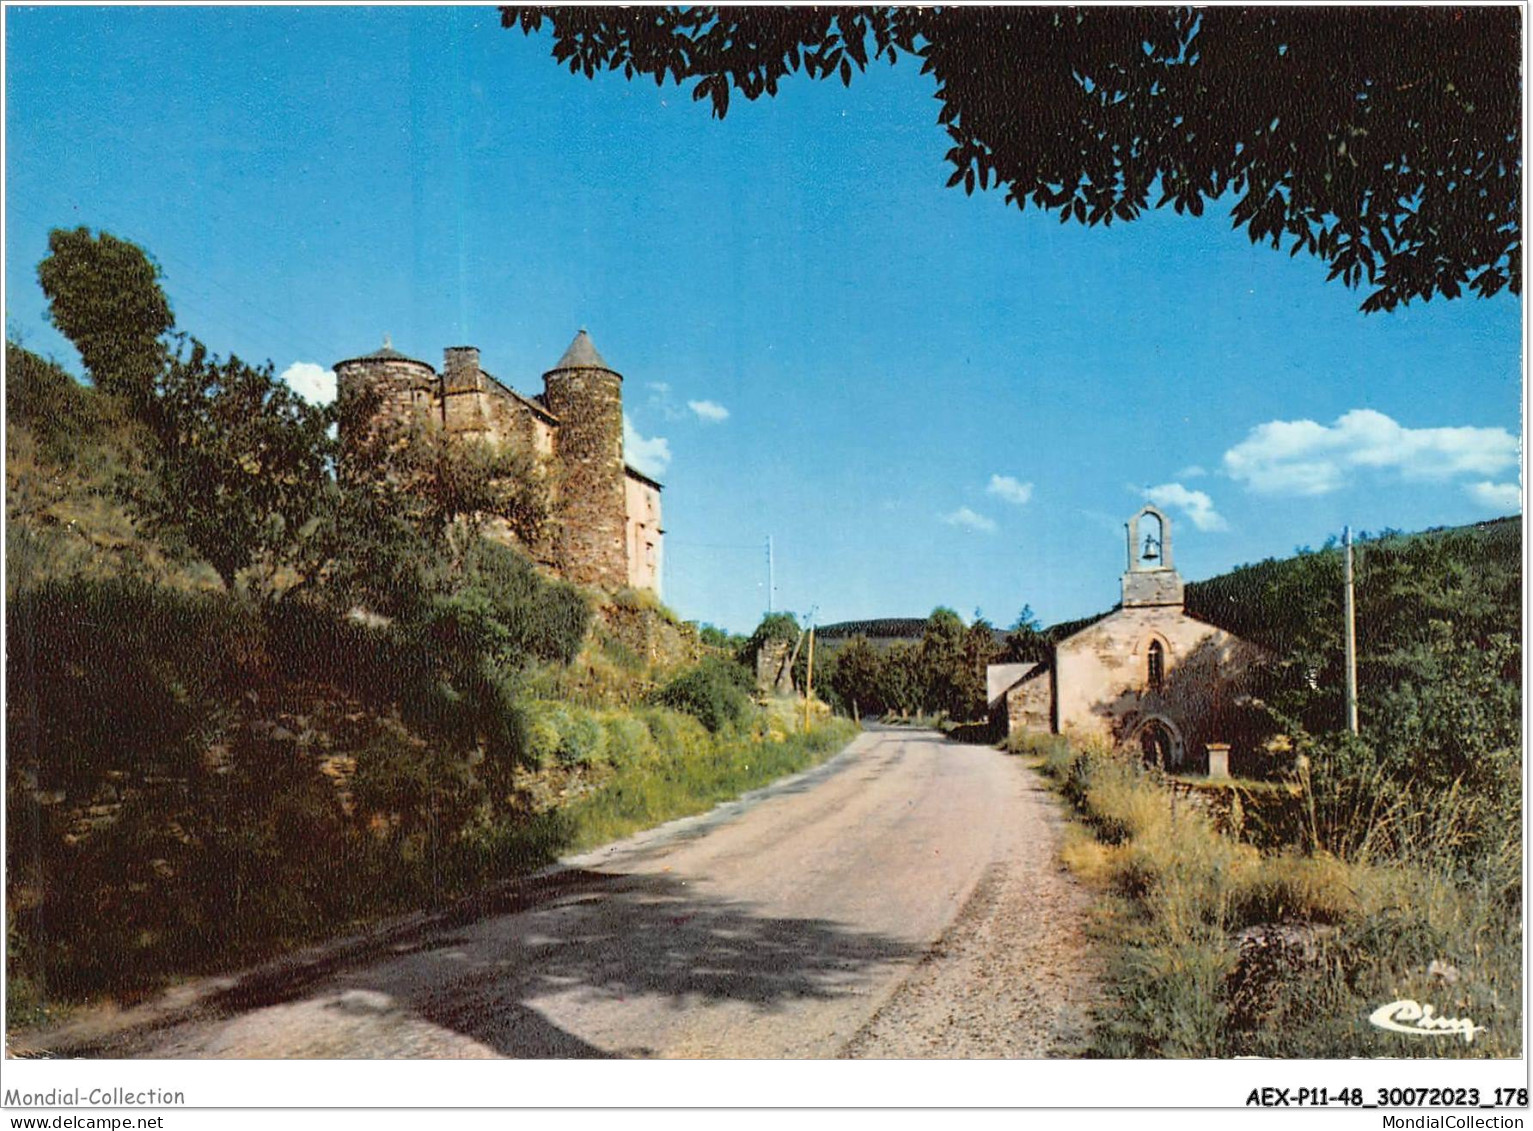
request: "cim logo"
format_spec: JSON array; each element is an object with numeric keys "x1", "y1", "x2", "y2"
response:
[{"x1": 1368, "y1": 999, "x2": 1485, "y2": 1044}]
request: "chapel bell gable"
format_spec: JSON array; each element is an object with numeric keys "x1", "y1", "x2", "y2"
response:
[{"x1": 1121, "y1": 505, "x2": 1185, "y2": 608}]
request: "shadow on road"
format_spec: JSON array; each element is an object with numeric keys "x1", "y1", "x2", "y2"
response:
[
  {"x1": 101, "y1": 870, "x2": 921, "y2": 1059},
  {"x1": 354, "y1": 871, "x2": 919, "y2": 1057}
]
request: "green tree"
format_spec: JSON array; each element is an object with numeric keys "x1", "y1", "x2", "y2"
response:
[
  {"x1": 130, "y1": 336, "x2": 333, "y2": 591},
  {"x1": 696, "y1": 623, "x2": 739, "y2": 650},
  {"x1": 337, "y1": 394, "x2": 551, "y2": 562},
  {"x1": 740, "y1": 610, "x2": 802, "y2": 673},
  {"x1": 1004, "y1": 604, "x2": 1049, "y2": 663},
  {"x1": 917, "y1": 607, "x2": 969, "y2": 719},
  {"x1": 829, "y1": 635, "x2": 885, "y2": 719},
  {"x1": 506, "y1": 7, "x2": 1519, "y2": 312},
  {"x1": 37, "y1": 227, "x2": 173, "y2": 407},
  {"x1": 961, "y1": 619, "x2": 1001, "y2": 719},
  {"x1": 878, "y1": 640, "x2": 922, "y2": 717}
]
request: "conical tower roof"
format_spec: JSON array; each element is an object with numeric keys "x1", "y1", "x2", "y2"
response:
[
  {"x1": 546, "y1": 329, "x2": 617, "y2": 374},
  {"x1": 337, "y1": 335, "x2": 429, "y2": 368},
  {"x1": 365, "y1": 345, "x2": 414, "y2": 361}
]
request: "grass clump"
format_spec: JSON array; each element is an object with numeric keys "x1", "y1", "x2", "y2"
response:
[
  {"x1": 1003, "y1": 730, "x2": 1071, "y2": 761},
  {"x1": 561, "y1": 717, "x2": 858, "y2": 852},
  {"x1": 1039, "y1": 736, "x2": 1520, "y2": 1058}
]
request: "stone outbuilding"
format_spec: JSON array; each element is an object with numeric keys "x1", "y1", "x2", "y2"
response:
[{"x1": 988, "y1": 506, "x2": 1264, "y2": 773}]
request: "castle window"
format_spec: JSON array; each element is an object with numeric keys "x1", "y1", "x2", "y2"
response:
[
  {"x1": 645, "y1": 541, "x2": 655, "y2": 569},
  {"x1": 1147, "y1": 640, "x2": 1165, "y2": 692}
]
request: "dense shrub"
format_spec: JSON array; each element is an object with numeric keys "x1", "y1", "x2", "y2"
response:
[
  {"x1": 7, "y1": 577, "x2": 257, "y2": 797},
  {"x1": 557, "y1": 709, "x2": 607, "y2": 766},
  {"x1": 450, "y1": 539, "x2": 591, "y2": 666},
  {"x1": 520, "y1": 701, "x2": 567, "y2": 770},
  {"x1": 264, "y1": 597, "x2": 419, "y2": 703},
  {"x1": 652, "y1": 656, "x2": 754, "y2": 732},
  {"x1": 5, "y1": 342, "x2": 112, "y2": 466},
  {"x1": 351, "y1": 726, "x2": 483, "y2": 856},
  {"x1": 602, "y1": 714, "x2": 658, "y2": 769}
]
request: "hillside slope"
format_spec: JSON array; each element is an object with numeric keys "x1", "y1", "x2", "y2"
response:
[
  {"x1": 1184, "y1": 517, "x2": 1521, "y2": 652},
  {"x1": 6, "y1": 343, "x2": 221, "y2": 592}
]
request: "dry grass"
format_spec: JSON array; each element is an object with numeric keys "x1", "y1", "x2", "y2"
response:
[{"x1": 1039, "y1": 736, "x2": 1522, "y2": 1058}]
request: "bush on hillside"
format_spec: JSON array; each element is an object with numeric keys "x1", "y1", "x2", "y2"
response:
[
  {"x1": 351, "y1": 725, "x2": 483, "y2": 861},
  {"x1": 652, "y1": 656, "x2": 754, "y2": 733},
  {"x1": 5, "y1": 342, "x2": 113, "y2": 466},
  {"x1": 451, "y1": 539, "x2": 590, "y2": 666},
  {"x1": 6, "y1": 577, "x2": 257, "y2": 797},
  {"x1": 518, "y1": 701, "x2": 610, "y2": 769},
  {"x1": 263, "y1": 598, "x2": 420, "y2": 704},
  {"x1": 602, "y1": 714, "x2": 659, "y2": 769}
]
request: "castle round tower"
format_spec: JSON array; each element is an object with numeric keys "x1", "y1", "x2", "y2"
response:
[
  {"x1": 542, "y1": 330, "x2": 627, "y2": 591},
  {"x1": 333, "y1": 339, "x2": 439, "y2": 478}
]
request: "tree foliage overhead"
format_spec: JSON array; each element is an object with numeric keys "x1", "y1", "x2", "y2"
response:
[{"x1": 504, "y1": 6, "x2": 1520, "y2": 312}]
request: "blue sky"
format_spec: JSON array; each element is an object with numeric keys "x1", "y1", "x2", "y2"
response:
[{"x1": 6, "y1": 7, "x2": 1523, "y2": 633}]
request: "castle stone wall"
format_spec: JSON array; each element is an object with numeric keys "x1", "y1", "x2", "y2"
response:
[
  {"x1": 543, "y1": 365, "x2": 627, "y2": 591},
  {"x1": 336, "y1": 334, "x2": 660, "y2": 596},
  {"x1": 334, "y1": 354, "x2": 438, "y2": 478}
]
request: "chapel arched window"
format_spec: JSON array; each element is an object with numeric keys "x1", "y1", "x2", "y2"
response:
[{"x1": 1147, "y1": 639, "x2": 1165, "y2": 692}]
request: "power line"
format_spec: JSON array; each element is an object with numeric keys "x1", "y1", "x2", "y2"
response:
[{"x1": 662, "y1": 538, "x2": 765, "y2": 553}]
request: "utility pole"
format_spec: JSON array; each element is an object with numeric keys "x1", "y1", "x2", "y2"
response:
[
  {"x1": 804, "y1": 625, "x2": 816, "y2": 734},
  {"x1": 766, "y1": 536, "x2": 774, "y2": 615},
  {"x1": 1343, "y1": 525, "x2": 1359, "y2": 734}
]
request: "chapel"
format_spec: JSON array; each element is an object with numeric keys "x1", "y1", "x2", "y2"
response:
[{"x1": 987, "y1": 506, "x2": 1263, "y2": 772}]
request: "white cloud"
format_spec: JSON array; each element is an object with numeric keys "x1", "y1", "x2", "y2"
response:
[
  {"x1": 986, "y1": 474, "x2": 1034, "y2": 505},
  {"x1": 1224, "y1": 408, "x2": 1519, "y2": 496},
  {"x1": 940, "y1": 506, "x2": 997, "y2": 533},
  {"x1": 687, "y1": 399, "x2": 730, "y2": 423},
  {"x1": 1465, "y1": 480, "x2": 1521, "y2": 512},
  {"x1": 623, "y1": 414, "x2": 671, "y2": 478},
  {"x1": 279, "y1": 362, "x2": 336, "y2": 406},
  {"x1": 1176, "y1": 465, "x2": 1208, "y2": 479},
  {"x1": 644, "y1": 384, "x2": 681, "y2": 420},
  {"x1": 1142, "y1": 482, "x2": 1228, "y2": 532}
]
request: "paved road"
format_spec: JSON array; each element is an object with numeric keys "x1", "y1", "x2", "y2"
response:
[{"x1": 69, "y1": 727, "x2": 1100, "y2": 1059}]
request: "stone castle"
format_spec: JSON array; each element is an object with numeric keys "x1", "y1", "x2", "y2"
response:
[{"x1": 334, "y1": 330, "x2": 663, "y2": 595}]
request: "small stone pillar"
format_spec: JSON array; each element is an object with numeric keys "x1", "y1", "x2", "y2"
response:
[
  {"x1": 755, "y1": 638, "x2": 794, "y2": 697},
  {"x1": 1206, "y1": 743, "x2": 1231, "y2": 780}
]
